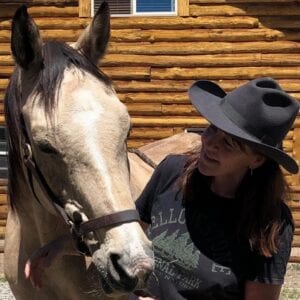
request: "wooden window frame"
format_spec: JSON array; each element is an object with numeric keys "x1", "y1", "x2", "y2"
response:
[{"x1": 79, "y1": 0, "x2": 189, "y2": 18}]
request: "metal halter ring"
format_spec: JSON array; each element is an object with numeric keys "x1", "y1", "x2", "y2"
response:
[{"x1": 23, "y1": 143, "x2": 32, "y2": 161}]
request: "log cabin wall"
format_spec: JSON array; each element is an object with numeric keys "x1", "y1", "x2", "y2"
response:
[{"x1": 0, "y1": 0, "x2": 299, "y2": 263}]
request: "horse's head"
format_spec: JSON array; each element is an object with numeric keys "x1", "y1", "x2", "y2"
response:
[{"x1": 7, "y1": 3, "x2": 154, "y2": 295}]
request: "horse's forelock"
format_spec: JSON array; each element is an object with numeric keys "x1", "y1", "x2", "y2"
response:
[{"x1": 36, "y1": 41, "x2": 111, "y2": 115}]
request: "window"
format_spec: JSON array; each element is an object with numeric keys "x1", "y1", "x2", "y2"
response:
[{"x1": 93, "y1": 0, "x2": 177, "y2": 16}]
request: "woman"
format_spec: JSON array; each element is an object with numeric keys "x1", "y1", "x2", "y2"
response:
[
  {"x1": 25, "y1": 77, "x2": 298, "y2": 299},
  {"x1": 133, "y1": 77, "x2": 298, "y2": 300}
]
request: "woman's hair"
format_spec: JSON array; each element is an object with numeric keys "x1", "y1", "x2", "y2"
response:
[{"x1": 178, "y1": 145, "x2": 292, "y2": 257}]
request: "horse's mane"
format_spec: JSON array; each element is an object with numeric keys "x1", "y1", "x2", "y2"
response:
[{"x1": 4, "y1": 41, "x2": 112, "y2": 207}]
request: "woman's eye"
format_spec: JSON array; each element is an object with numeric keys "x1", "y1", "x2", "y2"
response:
[{"x1": 224, "y1": 139, "x2": 234, "y2": 148}]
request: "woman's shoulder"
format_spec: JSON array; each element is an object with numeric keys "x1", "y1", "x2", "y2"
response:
[{"x1": 158, "y1": 154, "x2": 188, "y2": 175}]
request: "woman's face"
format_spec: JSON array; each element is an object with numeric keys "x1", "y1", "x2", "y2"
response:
[{"x1": 198, "y1": 125, "x2": 264, "y2": 178}]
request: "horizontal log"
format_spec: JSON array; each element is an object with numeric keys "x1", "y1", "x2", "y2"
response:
[
  {"x1": 293, "y1": 212, "x2": 300, "y2": 221},
  {"x1": 290, "y1": 191, "x2": 300, "y2": 198},
  {"x1": 0, "y1": 29, "x2": 82, "y2": 43},
  {"x1": 127, "y1": 103, "x2": 199, "y2": 116},
  {"x1": 0, "y1": 17, "x2": 89, "y2": 31},
  {"x1": 0, "y1": 16, "x2": 259, "y2": 30},
  {"x1": 112, "y1": 16, "x2": 259, "y2": 30},
  {"x1": 287, "y1": 202, "x2": 300, "y2": 211},
  {"x1": 190, "y1": 4, "x2": 300, "y2": 16},
  {"x1": 0, "y1": 179, "x2": 7, "y2": 186},
  {"x1": 292, "y1": 119, "x2": 300, "y2": 128},
  {"x1": 129, "y1": 128, "x2": 174, "y2": 139},
  {"x1": 110, "y1": 28, "x2": 291, "y2": 43},
  {"x1": 0, "y1": 5, "x2": 78, "y2": 18},
  {"x1": 161, "y1": 103, "x2": 204, "y2": 116},
  {"x1": 290, "y1": 186, "x2": 300, "y2": 193},
  {"x1": 0, "y1": 66, "x2": 12, "y2": 77},
  {"x1": 131, "y1": 116, "x2": 209, "y2": 127},
  {"x1": 0, "y1": 227, "x2": 5, "y2": 239},
  {"x1": 290, "y1": 93, "x2": 300, "y2": 102},
  {"x1": 102, "y1": 53, "x2": 300, "y2": 67},
  {"x1": 293, "y1": 235, "x2": 300, "y2": 247},
  {"x1": 0, "y1": 187, "x2": 7, "y2": 195},
  {"x1": 151, "y1": 67, "x2": 300, "y2": 80},
  {"x1": 0, "y1": 79, "x2": 8, "y2": 90},
  {"x1": 1, "y1": 28, "x2": 295, "y2": 44},
  {"x1": 108, "y1": 41, "x2": 300, "y2": 55},
  {"x1": 0, "y1": 44, "x2": 10, "y2": 55},
  {"x1": 113, "y1": 80, "x2": 191, "y2": 93},
  {"x1": 119, "y1": 92, "x2": 188, "y2": 104},
  {"x1": 102, "y1": 67, "x2": 150, "y2": 81},
  {"x1": 0, "y1": 204, "x2": 7, "y2": 215},
  {"x1": 126, "y1": 103, "x2": 163, "y2": 116},
  {"x1": 287, "y1": 131, "x2": 294, "y2": 140},
  {"x1": 0, "y1": 195, "x2": 7, "y2": 205},
  {"x1": 286, "y1": 176, "x2": 296, "y2": 186}
]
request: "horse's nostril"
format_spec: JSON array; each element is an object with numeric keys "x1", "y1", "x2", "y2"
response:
[
  {"x1": 110, "y1": 253, "x2": 123, "y2": 281},
  {"x1": 109, "y1": 253, "x2": 138, "y2": 291}
]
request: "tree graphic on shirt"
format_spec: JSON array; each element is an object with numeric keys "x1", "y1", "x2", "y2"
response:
[{"x1": 153, "y1": 229, "x2": 200, "y2": 270}]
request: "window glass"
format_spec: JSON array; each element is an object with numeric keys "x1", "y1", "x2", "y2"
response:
[
  {"x1": 136, "y1": 0, "x2": 175, "y2": 13},
  {"x1": 93, "y1": 0, "x2": 176, "y2": 15}
]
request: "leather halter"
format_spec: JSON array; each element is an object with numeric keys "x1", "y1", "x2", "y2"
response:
[{"x1": 20, "y1": 121, "x2": 140, "y2": 240}]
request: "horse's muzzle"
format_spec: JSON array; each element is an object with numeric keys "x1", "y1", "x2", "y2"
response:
[{"x1": 94, "y1": 246, "x2": 154, "y2": 295}]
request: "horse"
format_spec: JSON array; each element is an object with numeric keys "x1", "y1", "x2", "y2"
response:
[
  {"x1": 4, "y1": 3, "x2": 202, "y2": 299},
  {"x1": 3, "y1": 3, "x2": 156, "y2": 299}
]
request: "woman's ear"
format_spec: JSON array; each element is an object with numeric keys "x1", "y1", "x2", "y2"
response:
[{"x1": 249, "y1": 154, "x2": 266, "y2": 170}]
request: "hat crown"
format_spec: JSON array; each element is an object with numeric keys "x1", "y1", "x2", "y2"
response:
[{"x1": 221, "y1": 77, "x2": 299, "y2": 146}]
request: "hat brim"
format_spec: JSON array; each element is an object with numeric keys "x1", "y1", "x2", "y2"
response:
[{"x1": 189, "y1": 80, "x2": 299, "y2": 174}]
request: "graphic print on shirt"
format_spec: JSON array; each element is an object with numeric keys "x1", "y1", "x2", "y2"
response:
[{"x1": 148, "y1": 196, "x2": 237, "y2": 292}]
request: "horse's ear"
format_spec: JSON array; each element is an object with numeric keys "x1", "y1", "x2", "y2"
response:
[
  {"x1": 73, "y1": 1, "x2": 110, "y2": 64},
  {"x1": 11, "y1": 5, "x2": 43, "y2": 70}
]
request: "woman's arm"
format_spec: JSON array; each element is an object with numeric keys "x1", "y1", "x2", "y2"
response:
[{"x1": 244, "y1": 281, "x2": 282, "y2": 300}]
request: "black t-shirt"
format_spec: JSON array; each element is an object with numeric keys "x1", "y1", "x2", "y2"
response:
[{"x1": 135, "y1": 155, "x2": 294, "y2": 300}]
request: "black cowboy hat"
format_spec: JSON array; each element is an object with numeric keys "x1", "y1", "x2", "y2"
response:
[{"x1": 188, "y1": 77, "x2": 299, "y2": 174}]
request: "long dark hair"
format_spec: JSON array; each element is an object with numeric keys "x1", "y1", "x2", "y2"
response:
[{"x1": 179, "y1": 146, "x2": 293, "y2": 257}]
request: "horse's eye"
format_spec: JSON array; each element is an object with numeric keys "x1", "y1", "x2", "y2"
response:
[{"x1": 37, "y1": 141, "x2": 58, "y2": 155}]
